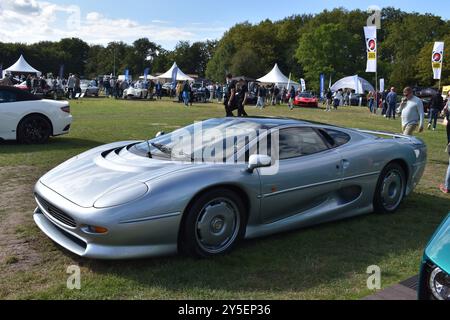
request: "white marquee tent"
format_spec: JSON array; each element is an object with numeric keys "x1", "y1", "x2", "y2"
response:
[
  {"x1": 3, "y1": 55, "x2": 41, "y2": 77},
  {"x1": 330, "y1": 75, "x2": 374, "y2": 93},
  {"x1": 157, "y1": 62, "x2": 194, "y2": 81},
  {"x1": 257, "y1": 64, "x2": 298, "y2": 85},
  {"x1": 139, "y1": 75, "x2": 158, "y2": 80}
]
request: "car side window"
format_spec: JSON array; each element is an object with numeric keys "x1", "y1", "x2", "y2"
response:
[
  {"x1": 323, "y1": 129, "x2": 351, "y2": 147},
  {"x1": 0, "y1": 90, "x2": 17, "y2": 103},
  {"x1": 278, "y1": 127, "x2": 329, "y2": 160}
]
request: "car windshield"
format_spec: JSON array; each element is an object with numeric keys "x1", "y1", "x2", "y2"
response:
[
  {"x1": 130, "y1": 118, "x2": 268, "y2": 162},
  {"x1": 299, "y1": 93, "x2": 313, "y2": 98}
]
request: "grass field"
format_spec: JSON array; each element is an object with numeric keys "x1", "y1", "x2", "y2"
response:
[{"x1": 0, "y1": 97, "x2": 449, "y2": 300}]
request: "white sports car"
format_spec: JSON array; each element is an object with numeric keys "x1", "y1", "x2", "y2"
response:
[
  {"x1": 0, "y1": 86, "x2": 72, "y2": 144},
  {"x1": 123, "y1": 86, "x2": 148, "y2": 99}
]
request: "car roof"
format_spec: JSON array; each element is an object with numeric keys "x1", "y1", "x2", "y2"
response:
[
  {"x1": 0, "y1": 85, "x2": 42, "y2": 100},
  {"x1": 209, "y1": 116, "x2": 333, "y2": 128}
]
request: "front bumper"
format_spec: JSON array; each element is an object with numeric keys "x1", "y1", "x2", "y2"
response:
[{"x1": 33, "y1": 182, "x2": 181, "y2": 260}]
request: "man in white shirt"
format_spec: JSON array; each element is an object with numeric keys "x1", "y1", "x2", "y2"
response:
[{"x1": 397, "y1": 87, "x2": 424, "y2": 136}]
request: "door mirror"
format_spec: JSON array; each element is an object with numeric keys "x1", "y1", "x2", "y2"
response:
[
  {"x1": 247, "y1": 155, "x2": 272, "y2": 173},
  {"x1": 155, "y1": 131, "x2": 165, "y2": 138}
]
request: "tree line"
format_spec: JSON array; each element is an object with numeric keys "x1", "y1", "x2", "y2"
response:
[{"x1": 0, "y1": 7, "x2": 449, "y2": 91}]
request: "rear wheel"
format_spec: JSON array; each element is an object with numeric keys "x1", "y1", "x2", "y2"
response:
[
  {"x1": 180, "y1": 188, "x2": 246, "y2": 258},
  {"x1": 17, "y1": 115, "x2": 52, "y2": 144},
  {"x1": 374, "y1": 163, "x2": 406, "y2": 214}
]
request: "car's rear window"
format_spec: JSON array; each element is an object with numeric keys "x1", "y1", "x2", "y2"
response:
[{"x1": 323, "y1": 129, "x2": 351, "y2": 147}]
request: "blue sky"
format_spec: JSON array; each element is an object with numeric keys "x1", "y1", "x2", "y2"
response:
[{"x1": 0, "y1": 0, "x2": 448, "y2": 49}]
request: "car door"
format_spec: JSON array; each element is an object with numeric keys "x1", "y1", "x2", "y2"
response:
[
  {"x1": 0, "y1": 89, "x2": 18, "y2": 139},
  {"x1": 259, "y1": 127, "x2": 343, "y2": 223}
]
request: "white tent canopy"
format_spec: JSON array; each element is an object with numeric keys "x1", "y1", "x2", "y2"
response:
[
  {"x1": 139, "y1": 75, "x2": 158, "y2": 80},
  {"x1": 257, "y1": 64, "x2": 297, "y2": 84},
  {"x1": 330, "y1": 75, "x2": 374, "y2": 93},
  {"x1": 4, "y1": 55, "x2": 41, "y2": 76},
  {"x1": 157, "y1": 62, "x2": 194, "y2": 81}
]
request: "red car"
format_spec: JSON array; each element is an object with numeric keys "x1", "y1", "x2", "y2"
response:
[
  {"x1": 293, "y1": 92, "x2": 319, "y2": 108},
  {"x1": 14, "y1": 81, "x2": 29, "y2": 91}
]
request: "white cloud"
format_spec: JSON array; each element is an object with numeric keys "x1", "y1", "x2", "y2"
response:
[{"x1": 0, "y1": 0, "x2": 226, "y2": 49}]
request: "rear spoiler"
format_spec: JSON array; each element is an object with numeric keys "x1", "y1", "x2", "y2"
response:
[{"x1": 354, "y1": 129, "x2": 424, "y2": 145}]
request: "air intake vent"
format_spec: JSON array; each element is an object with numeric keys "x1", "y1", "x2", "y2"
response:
[{"x1": 35, "y1": 194, "x2": 77, "y2": 228}]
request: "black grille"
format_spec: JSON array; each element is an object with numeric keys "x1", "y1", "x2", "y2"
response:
[{"x1": 35, "y1": 194, "x2": 77, "y2": 228}]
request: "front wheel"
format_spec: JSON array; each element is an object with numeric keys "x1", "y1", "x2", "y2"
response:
[
  {"x1": 373, "y1": 163, "x2": 406, "y2": 214},
  {"x1": 17, "y1": 115, "x2": 52, "y2": 144},
  {"x1": 180, "y1": 189, "x2": 246, "y2": 258}
]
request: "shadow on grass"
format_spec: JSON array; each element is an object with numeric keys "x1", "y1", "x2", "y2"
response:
[
  {"x1": 68, "y1": 192, "x2": 449, "y2": 296},
  {"x1": 0, "y1": 137, "x2": 104, "y2": 154}
]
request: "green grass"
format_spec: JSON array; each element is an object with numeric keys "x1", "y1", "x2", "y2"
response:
[{"x1": 0, "y1": 97, "x2": 449, "y2": 300}]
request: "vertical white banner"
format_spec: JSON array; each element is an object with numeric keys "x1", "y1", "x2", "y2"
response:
[
  {"x1": 432, "y1": 42, "x2": 444, "y2": 80},
  {"x1": 300, "y1": 78, "x2": 306, "y2": 92},
  {"x1": 380, "y1": 78, "x2": 385, "y2": 92},
  {"x1": 364, "y1": 26, "x2": 377, "y2": 73}
]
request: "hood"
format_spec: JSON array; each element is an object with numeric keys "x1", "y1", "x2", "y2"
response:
[
  {"x1": 40, "y1": 142, "x2": 192, "y2": 208},
  {"x1": 425, "y1": 214, "x2": 450, "y2": 274}
]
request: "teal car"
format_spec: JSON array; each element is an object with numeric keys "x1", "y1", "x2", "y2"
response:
[{"x1": 419, "y1": 213, "x2": 450, "y2": 300}]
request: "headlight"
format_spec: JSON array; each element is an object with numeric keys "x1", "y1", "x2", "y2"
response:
[
  {"x1": 429, "y1": 267, "x2": 450, "y2": 300},
  {"x1": 94, "y1": 183, "x2": 149, "y2": 208}
]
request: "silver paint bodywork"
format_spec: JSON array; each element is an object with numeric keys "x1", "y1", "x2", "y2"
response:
[{"x1": 33, "y1": 118, "x2": 427, "y2": 259}]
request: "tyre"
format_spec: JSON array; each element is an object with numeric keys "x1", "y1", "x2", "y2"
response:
[
  {"x1": 17, "y1": 115, "x2": 52, "y2": 144},
  {"x1": 181, "y1": 188, "x2": 246, "y2": 258},
  {"x1": 373, "y1": 163, "x2": 406, "y2": 214}
]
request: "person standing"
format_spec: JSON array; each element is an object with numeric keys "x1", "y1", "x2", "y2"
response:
[
  {"x1": 397, "y1": 87, "x2": 425, "y2": 136},
  {"x1": 427, "y1": 91, "x2": 444, "y2": 131},
  {"x1": 288, "y1": 85, "x2": 296, "y2": 110},
  {"x1": 325, "y1": 89, "x2": 333, "y2": 112},
  {"x1": 182, "y1": 81, "x2": 190, "y2": 107},
  {"x1": 74, "y1": 75, "x2": 81, "y2": 98},
  {"x1": 67, "y1": 74, "x2": 75, "y2": 99},
  {"x1": 382, "y1": 89, "x2": 389, "y2": 116},
  {"x1": 26, "y1": 75, "x2": 32, "y2": 92},
  {"x1": 224, "y1": 74, "x2": 237, "y2": 117},
  {"x1": 256, "y1": 85, "x2": 266, "y2": 109},
  {"x1": 235, "y1": 78, "x2": 249, "y2": 117},
  {"x1": 386, "y1": 87, "x2": 397, "y2": 120},
  {"x1": 439, "y1": 143, "x2": 450, "y2": 194},
  {"x1": 443, "y1": 91, "x2": 450, "y2": 143}
]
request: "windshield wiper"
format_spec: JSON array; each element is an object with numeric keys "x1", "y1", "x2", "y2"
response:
[
  {"x1": 145, "y1": 140, "x2": 153, "y2": 158},
  {"x1": 151, "y1": 143, "x2": 193, "y2": 161},
  {"x1": 151, "y1": 143, "x2": 172, "y2": 156}
]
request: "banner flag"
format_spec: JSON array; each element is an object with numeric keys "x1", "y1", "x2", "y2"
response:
[
  {"x1": 432, "y1": 42, "x2": 444, "y2": 80},
  {"x1": 380, "y1": 78, "x2": 385, "y2": 92},
  {"x1": 59, "y1": 65, "x2": 64, "y2": 79},
  {"x1": 364, "y1": 26, "x2": 377, "y2": 73},
  {"x1": 125, "y1": 69, "x2": 130, "y2": 81},
  {"x1": 300, "y1": 78, "x2": 306, "y2": 92},
  {"x1": 320, "y1": 74, "x2": 325, "y2": 98},
  {"x1": 143, "y1": 67, "x2": 150, "y2": 80},
  {"x1": 171, "y1": 65, "x2": 178, "y2": 88}
]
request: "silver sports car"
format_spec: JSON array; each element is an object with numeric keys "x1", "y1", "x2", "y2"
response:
[{"x1": 33, "y1": 117, "x2": 427, "y2": 259}]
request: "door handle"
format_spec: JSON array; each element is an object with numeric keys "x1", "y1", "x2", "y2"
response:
[{"x1": 342, "y1": 159, "x2": 351, "y2": 170}]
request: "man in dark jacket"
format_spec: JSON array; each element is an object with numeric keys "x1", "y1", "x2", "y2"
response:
[
  {"x1": 224, "y1": 73, "x2": 237, "y2": 117},
  {"x1": 428, "y1": 92, "x2": 444, "y2": 131}
]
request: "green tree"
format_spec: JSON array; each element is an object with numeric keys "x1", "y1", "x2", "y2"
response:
[{"x1": 296, "y1": 23, "x2": 362, "y2": 91}]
